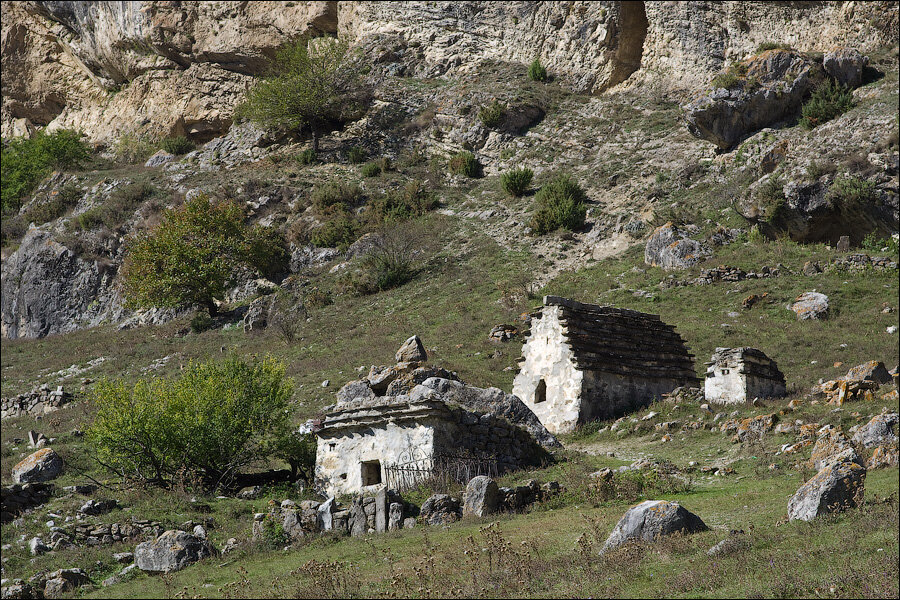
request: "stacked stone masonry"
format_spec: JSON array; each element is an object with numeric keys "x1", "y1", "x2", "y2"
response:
[{"x1": 1, "y1": 385, "x2": 73, "y2": 419}]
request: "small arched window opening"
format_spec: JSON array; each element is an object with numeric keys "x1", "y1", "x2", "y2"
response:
[{"x1": 534, "y1": 379, "x2": 547, "y2": 404}]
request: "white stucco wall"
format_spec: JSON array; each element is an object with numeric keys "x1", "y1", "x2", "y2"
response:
[
  {"x1": 315, "y1": 422, "x2": 436, "y2": 497},
  {"x1": 704, "y1": 366, "x2": 747, "y2": 404},
  {"x1": 512, "y1": 306, "x2": 583, "y2": 434}
]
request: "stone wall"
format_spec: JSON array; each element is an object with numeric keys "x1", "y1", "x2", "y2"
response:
[
  {"x1": 1, "y1": 384, "x2": 73, "y2": 420},
  {"x1": 1, "y1": 483, "x2": 53, "y2": 523}
]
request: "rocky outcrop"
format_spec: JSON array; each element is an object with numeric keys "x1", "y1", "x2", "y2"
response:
[
  {"x1": 135, "y1": 529, "x2": 216, "y2": 573},
  {"x1": 1, "y1": 227, "x2": 121, "y2": 339},
  {"x1": 600, "y1": 500, "x2": 708, "y2": 553}
]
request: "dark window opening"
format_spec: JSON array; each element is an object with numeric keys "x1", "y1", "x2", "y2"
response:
[
  {"x1": 535, "y1": 379, "x2": 547, "y2": 404},
  {"x1": 361, "y1": 460, "x2": 382, "y2": 486}
]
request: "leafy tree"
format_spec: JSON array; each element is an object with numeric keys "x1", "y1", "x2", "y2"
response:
[
  {"x1": 240, "y1": 36, "x2": 364, "y2": 152},
  {"x1": 1, "y1": 129, "x2": 90, "y2": 214},
  {"x1": 120, "y1": 194, "x2": 287, "y2": 315},
  {"x1": 88, "y1": 356, "x2": 294, "y2": 489}
]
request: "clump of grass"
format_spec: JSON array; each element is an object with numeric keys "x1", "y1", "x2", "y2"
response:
[
  {"x1": 71, "y1": 181, "x2": 158, "y2": 232},
  {"x1": 160, "y1": 136, "x2": 195, "y2": 155},
  {"x1": 114, "y1": 133, "x2": 158, "y2": 164},
  {"x1": 826, "y1": 176, "x2": 877, "y2": 212},
  {"x1": 800, "y1": 79, "x2": 855, "y2": 129},
  {"x1": 711, "y1": 61, "x2": 748, "y2": 90},
  {"x1": 528, "y1": 58, "x2": 548, "y2": 82},
  {"x1": 448, "y1": 151, "x2": 481, "y2": 178},
  {"x1": 310, "y1": 181, "x2": 364, "y2": 212},
  {"x1": 501, "y1": 167, "x2": 534, "y2": 197},
  {"x1": 347, "y1": 146, "x2": 367, "y2": 164},
  {"x1": 755, "y1": 42, "x2": 794, "y2": 53},
  {"x1": 297, "y1": 149, "x2": 317, "y2": 165},
  {"x1": 478, "y1": 100, "x2": 506, "y2": 128},
  {"x1": 368, "y1": 179, "x2": 437, "y2": 223},
  {"x1": 361, "y1": 162, "x2": 382, "y2": 177},
  {"x1": 529, "y1": 174, "x2": 587, "y2": 235},
  {"x1": 310, "y1": 211, "x2": 359, "y2": 250}
]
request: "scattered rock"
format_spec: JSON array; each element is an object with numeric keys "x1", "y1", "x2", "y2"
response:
[
  {"x1": 135, "y1": 530, "x2": 216, "y2": 573},
  {"x1": 43, "y1": 569, "x2": 91, "y2": 597},
  {"x1": 791, "y1": 292, "x2": 829, "y2": 320},
  {"x1": 12, "y1": 449, "x2": 63, "y2": 484},
  {"x1": 396, "y1": 335, "x2": 427, "y2": 363},
  {"x1": 420, "y1": 494, "x2": 461, "y2": 525},
  {"x1": 102, "y1": 563, "x2": 137, "y2": 587},
  {"x1": 79, "y1": 498, "x2": 118, "y2": 516},
  {"x1": 463, "y1": 476, "x2": 501, "y2": 517},
  {"x1": 734, "y1": 413, "x2": 777, "y2": 442},
  {"x1": 600, "y1": 500, "x2": 708, "y2": 553},
  {"x1": 852, "y1": 412, "x2": 899, "y2": 448},
  {"x1": 113, "y1": 551, "x2": 134, "y2": 564},
  {"x1": 787, "y1": 461, "x2": 866, "y2": 521},
  {"x1": 144, "y1": 150, "x2": 176, "y2": 168},
  {"x1": 843, "y1": 361, "x2": 892, "y2": 384},
  {"x1": 488, "y1": 324, "x2": 518, "y2": 342},
  {"x1": 28, "y1": 537, "x2": 50, "y2": 556}
]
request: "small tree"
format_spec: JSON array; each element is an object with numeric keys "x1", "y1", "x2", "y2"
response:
[
  {"x1": 120, "y1": 194, "x2": 286, "y2": 315},
  {"x1": 240, "y1": 37, "x2": 363, "y2": 152},
  {"x1": 529, "y1": 174, "x2": 588, "y2": 234}
]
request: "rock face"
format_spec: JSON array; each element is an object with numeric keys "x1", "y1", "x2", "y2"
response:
[
  {"x1": 823, "y1": 47, "x2": 868, "y2": 88},
  {"x1": 135, "y1": 530, "x2": 216, "y2": 573},
  {"x1": 644, "y1": 223, "x2": 709, "y2": 270},
  {"x1": 12, "y1": 448, "x2": 63, "y2": 484},
  {"x1": 791, "y1": 292, "x2": 829, "y2": 320},
  {"x1": 600, "y1": 500, "x2": 708, "y2": 553},
  {"x1": 1, "y1": 228, "x2": 121, "y2": 339},
  {"x1": 463, "y1": 476, "x2": 501, "y2": 517},
  {"x1": 787, "y1": 461, "x2": 866, "y2": 522},
  {"x1": 684, "y1": 49, "x2": 826, "y2": 150}
]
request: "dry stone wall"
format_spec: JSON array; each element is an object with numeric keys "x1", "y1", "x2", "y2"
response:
[{"x1": 1, "y1": 384, "x2": 73, "y2": 419}]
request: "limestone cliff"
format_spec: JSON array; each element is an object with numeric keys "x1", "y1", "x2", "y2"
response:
[{"x1": 3, "y1": 1, "x2": 897, "y2": 143}]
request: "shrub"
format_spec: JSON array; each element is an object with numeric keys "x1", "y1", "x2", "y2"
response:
[
  {"x1": 88, "y1": 356, "x2": 294, "y2": 488},
  {"x1": 529, "y1": 174, "x2": 587, "y2": 234},
  {"x1": 360, "y1": 232, "x2": 416, "y2": 293},
  {"x1": 826, "y1": 176, "x2": 877, "y2": 212},
  {"x1": 501, "y1": 167, "x2": 534, "y2": 196},
  {"x1": 368, "y1": 179, "x2": 437, "y2": 223},
  {"x1": 238, "y1": 37, "x2": 364, "y2": 152},
  {"x1": 310, "y1": 210, "x2": 359, "y2": 250},
  {"x1": 478, "y1": 101, "x2": 506, "y2": 128},
  {"x1": 1, "y1": 129, "x2": 90, "y2": 214},
  {"x1": 347, "y1": 146, "x2": 367, "y2": 164},
  {"x1": 190, "y1": 309, "x2": 215, "y2": 334},
  {"x1": 120, "y1": 193, "x2": 284, "y2": 314},
  {"x1": 113, "y1": 133, "x2": 158, "y2": 164},
  {"x1": 160, "y1": 136, "x2": 195, "y2": 155},
  {"x1": 528, "y1": 58, "x2": 548, "y2": 82},
  {"x1": 800, "y1": 79, "x2": 855, "y2": 129},
  {"x1": 710, "y1": 61, "x2": 748, "y2": 90},
  {"x1": 756, "y1": 175, "x2": 787, "y2": 224},
  {"x1": 275, "y1": 431, "x2": 317, "y2": 482},
  {"x1": 70, "y1": 181, "x2": 157, "y2": 232},
  {"x1": 361, "y1": 161, "x2": 382, "y2": 177},
  {"x1": 448, "y1": 151, "x2": 481, "y2": 177},
  {"x1": 755, "y1": 42, "x2": 794, "y2": 53},
  {"x1": 297, "y1": 149, "x2": 317, "y2": 165},
  {"x1": 310, "y1": 181, "x2": 364, "y2": 212}
]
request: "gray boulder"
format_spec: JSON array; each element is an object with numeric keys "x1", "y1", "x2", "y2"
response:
[
  {"x1": 102, "y1": 563, "x2": 137, "y2": 587},
  {"x1": 684, "y1": 49, "x2": 825, "y2": 149},
  {"x1": 853, "y1": 412, "x2": 899, "y2": 448},
  {"x1": 463, "y1": 476, "x2": 501, "y2": 517},
  {"x1": 810, "y1": 429, "x2": 861, "y2": 471},
  {"x1": 420, "y1": 494, "x2": 461, "y2": 525},
  {"x1": 43, "y1": 569, "x2": 91, "y2": 597},
  {"x1": 79, "y1": 498, "x2": 117, "y2": 515},
  {"x1": 823, "y1": 48, "x2": 868, "y2": 88},
  {"x1": 644, "y1": 223, "x2": 709, "y2": 270},
  {"x1": 144, "y1": 150, "x2": 176, "y2": 168},
  {"x1": 336, "y1": 379, "x2": 376, "y2": 404},
  {"x1": 844, "y1": 361, "x2": 893, "y2": 384},
  {"x1": 600, "y1": 500, "x2": 708, "y2": 553},
  {"x1": 396, "y1": 335, "x2": 427, "y2": 363},
  {"x1": 791, "y1": 292, "x2": 829, "y2": 320},
  {"x1": 12, "y1": 448, "x2": 63, "y2": 484},
  {"x1": 1, "y1": 580, "x2": 40, "y2": 599},
  {"x1": 788, "y1": 461, "x2": 866, "y2": 521},
  {"x1": 135, "y1": 530, "x2": 216, "y2": 573}
]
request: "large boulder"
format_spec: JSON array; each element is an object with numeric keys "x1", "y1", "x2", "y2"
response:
[
  {"x1": 684, "y1": 49, "x2": 826, "y2": 150},
  {"x1": 810, "y1": 429, "x2": 861, "y2": 471},
  {"x1": 791, "y1": 292, "x2": 829, "y2": 320},
  {"x1": 787, "y1": 461, "x2": 866, "y2": 521},
  {"x1": 852, "y1": 412, "x2": 899, "y2": 448},
  {"x1": 43, "y1": 569, "x2": 91, "y2": 598},
  {"x1": 600, "y1": 500, "x2": 708, "y2": 553},
  {"x1": 644, "y1": 223, "x2": 709, "y2": 270},
  {"x1": 135, "y1": 530, "x2": 216, "y2": 573},
  {"x1": 844, "y1": 361, "x2": 892, "y2": 384},
  {"x1": 12, "y1": 448, "x2": 63, "y2": 483},
  {"x1": 463, "y1": 476, "x2": 501, "y2": 517},
  {"x1": 420, "y1": 494, "x2": 461, "y2": 525},
  {"x1": 823, "y1": 48, "x2": 868, "y2": 88}
]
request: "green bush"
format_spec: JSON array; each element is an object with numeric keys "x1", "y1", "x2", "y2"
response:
[
  {"x1": 190, "y1": 309, "x2": 215, "y2": 334},
  {"x1": 310, "y1": 181, "x2": 364, "y2": 212},
  {"x1": 347, "y1": 146, "x2": 367, "y2": 164},
  {"x1": 275, "y1": 432, "x2": 317, "y2": 482},
  {"x1": 448, "y1": 151, "x2": 481, "y2": 177},
  {"x1": 826, "y1": 176, "x2": 877, "y2": 212},
  {"x1": 297, "y1": 149, "x2": 317, "y2": 165},
  {"x1": 368, "y1": 179, "x2": 437, "y2": 223},
  {"x1": 501, "y1": 167, "x2": 534, "y2": 197},
  {"x1": 478, "y1": 101, "x2": 506, "y2": 128},
  {"x1": 311, "y1": 211, "x2": 359, "y2": 250},
  {"x1": 120, "y1": 193, "x2": 284, "y2": 314},
  {"x1": 528, "y1": 58, "x2": 548, "y2": 82},
  {"x1": 113, "y1": 133, "x2": 158, "y2": 164},
  {"x1": 711, "y1": 61, "x2": 748, "y2": 90},
  {"x1": 800, "y1": 79, "x2": 855, "y2": 129},
  {"x1": 861, "y1": 232, "x2": 899, "y2": 254},
  {"x1": 87, "y1": 356, "x2": 294, "y2": 488},
  {"x1": 160, "y1": 136, "x2": 195, "y2": 155},
  {"x1": 70, "y1": 182, "x2": 157, "y2": 232},
  {"x1": 756, "y1": 175, "x2": 787, "y2": 224},
  {"x1": 1, "y1": 129, "x2": 90, "y2": 214},
  {"x1": 529, "y1": 174, "x2": 587, "y2": 235},
  {"x1": 755, "y1": 42, "x2": 794, "y2": 53},
  {"x1": 361, "y1": 161, "x2": 382, "y2": 177},
  {"x1": 356, "y1": 230, "x2": 416, "y2": 294}
]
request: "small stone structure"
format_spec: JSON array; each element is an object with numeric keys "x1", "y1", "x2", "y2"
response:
[
  {"x1": 704, "y1": 347, "x2": 787, "y2": 404},
  {"x1": 1, "y1": 384, "x2": 73, "y2": 419},
  {"x1": 512, "y1": 296, "x2": 699, "y2": 434}
]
